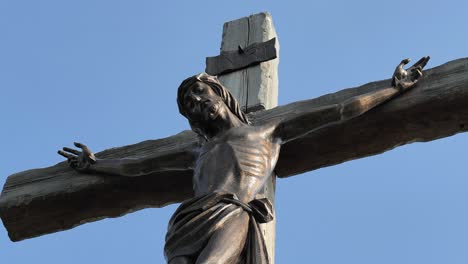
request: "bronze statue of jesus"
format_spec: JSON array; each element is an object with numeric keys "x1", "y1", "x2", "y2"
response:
[{"x1": 58, "y1": 57, "x2": 429, "y2": 264}]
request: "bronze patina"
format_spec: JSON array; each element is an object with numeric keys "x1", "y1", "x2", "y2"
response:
[{"x1": 58, "y1": 57, "x2": 429, "y2": 264}]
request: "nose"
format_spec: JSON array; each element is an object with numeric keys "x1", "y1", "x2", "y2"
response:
[{"x1": 190, "y1": 93, "x2": 201, "y2": 102}]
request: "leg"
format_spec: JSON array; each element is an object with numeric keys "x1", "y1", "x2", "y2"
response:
[
  {"x1": 169, "y1": 256, "x2": 193, "y2": 264},
  {"x1": 196, "y1": 210, "x2": 250, "y2": 264}
]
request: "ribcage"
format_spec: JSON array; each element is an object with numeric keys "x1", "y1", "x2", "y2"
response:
[{"x1": 228, "y1": 140, "x2": 271, "y2": 178}]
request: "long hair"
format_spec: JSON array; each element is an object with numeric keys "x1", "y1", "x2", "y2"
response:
[{"x1": 177, "y1": 73, "x2": 250, "y2": 125}]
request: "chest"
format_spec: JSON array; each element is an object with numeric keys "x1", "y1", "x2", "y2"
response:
[{"x1": 195, "y1": 127, "x2": 281, "y2": 174}]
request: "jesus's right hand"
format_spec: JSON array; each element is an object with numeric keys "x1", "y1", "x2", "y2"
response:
[{"x1": 58, "y1": 142, "x2": 97, "y2": 172}]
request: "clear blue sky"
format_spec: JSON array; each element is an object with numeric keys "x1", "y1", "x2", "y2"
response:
[{"x1": 1, "y1": 1, "x2": 467, "y2": 263}]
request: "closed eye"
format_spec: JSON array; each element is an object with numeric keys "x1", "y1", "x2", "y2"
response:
[{"x1": 193, "y1": 86, "x2": 203, "y2": 94}]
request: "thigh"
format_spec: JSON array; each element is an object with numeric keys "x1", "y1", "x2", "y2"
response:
[{"x1": 196, "y1": 210, "x2": 250, "y2": 264}]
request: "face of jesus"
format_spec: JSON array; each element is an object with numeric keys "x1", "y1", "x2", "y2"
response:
[{"x1": 182, "y1": 81, "x2": 226, "y2": 123}]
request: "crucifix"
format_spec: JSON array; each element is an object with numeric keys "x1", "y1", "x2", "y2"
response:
[{"x1": 1, "y1": 12, "x2": 468, "y2": 263}]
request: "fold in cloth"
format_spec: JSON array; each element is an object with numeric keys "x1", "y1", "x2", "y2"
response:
[{"x1": 164, "y1": 192, "x2": 274, "y2": 263}]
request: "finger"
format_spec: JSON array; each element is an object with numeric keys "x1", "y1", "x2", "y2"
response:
[
  {"x1": 409, "y1": 65, "x2": 422, "y2": 76},
  {"x1": 74, "y1": 142, "x2": 92, "y2": 155},
  {"x1": 412, "y1": 56, "x2": 430, "y2": 69},
  {"x1": 63, "y1": 147, "x2": 81, "y2": 155},
  {"x1": 88, "y1": 153, "x2": 97, "y2": 164},
  {"x1": 58, "y1": 150, "x2": 76, "y2": 159},
  {"x1": 74, "y1": 142, "x2": 85, "y2": 148},
  {"x1": 415, "y1": 67, "x2": 423, "y2": 77},
  {"x1": 74, "y1": 142, "x2": 96, "y2": 163},
  {"x1": 401, "y1": 58, "x2": 411, "y2": 65},
  {"x1": 419, "y1": 56, "x2": 430, "y2": 69}
]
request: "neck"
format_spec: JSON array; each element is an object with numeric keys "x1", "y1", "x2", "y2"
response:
[{"x1": 198, "y1": 110, "x2": 246, "y2": 139}]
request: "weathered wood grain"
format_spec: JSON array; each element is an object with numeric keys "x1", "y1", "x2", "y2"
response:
[
  {"x1": 214, "y1": 12, "x2": 279, "y2": 263},
  {"x1": 1, "y1": 57, "x2": 467, "y2": 242},
  {"x1": 0, "y1": 131, "x2": 198, "y2": 241},
  {"x1": 217, "y1": 12, "x2": 279, "y2": 112},
  {"x1": 258, "y1": 57, "x2": 468, "y2": 177}
]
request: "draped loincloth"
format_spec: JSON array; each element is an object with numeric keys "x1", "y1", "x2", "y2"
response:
[{"x1": 164, "y1": 192, "x2": 274, "y2": 263}]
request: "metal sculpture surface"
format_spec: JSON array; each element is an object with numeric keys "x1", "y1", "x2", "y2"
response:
[{"x1": 58, "y1": 57, "x2": 429, "y2": 264}]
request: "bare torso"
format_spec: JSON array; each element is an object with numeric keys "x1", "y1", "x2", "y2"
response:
[{"x1": 193, "y1": 124, "x2": 280, "y2": 203}]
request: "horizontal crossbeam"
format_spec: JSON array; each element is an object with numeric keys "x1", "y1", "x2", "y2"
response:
[{"x1": 1, "y1": 58, "x2": 467, "y2": 241}]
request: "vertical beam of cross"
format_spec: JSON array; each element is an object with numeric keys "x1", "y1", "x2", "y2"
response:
[{"x1": 208, "y1": 12, "x2": 279, "y2": 263}]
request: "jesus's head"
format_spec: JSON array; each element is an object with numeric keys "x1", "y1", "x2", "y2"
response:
[{"x1": 177, "y1": 73, "x2": 250, "y2": 139}]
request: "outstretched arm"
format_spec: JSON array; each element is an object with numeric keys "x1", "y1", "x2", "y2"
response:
[
  {"x1": 58, "y1": 142, "x2": 173, "y2": 177},
  {"x1": 339, "y1": 57, "x2": 427, "y2": 120},
  {"x1": 274, "y1": 57, "x2": 430, "y2": 143}
]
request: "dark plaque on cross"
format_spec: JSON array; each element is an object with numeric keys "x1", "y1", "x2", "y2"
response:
[{"x1": 1, "y1": 12, "x2": 468, "y2": 264}]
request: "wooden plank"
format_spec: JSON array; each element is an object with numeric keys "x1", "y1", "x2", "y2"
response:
[
  {"x1": 257, "y1": 57, "x2": 468, "y2": 177},
  {"x1": 217, "y1": 13, "x2": 279, "y2": 113},
  {"x1": 206, "y1": 37, "x2": 277, "y2": 76},
  {"x1": 0, "y1": 131, "x2": 198, "y2": 241},
  {"x1": 1, "y1": 57, "x2": 468, "y2": 242},
  {"x1": 214, "y1": 12, "x2": 279, "y2": 263}
]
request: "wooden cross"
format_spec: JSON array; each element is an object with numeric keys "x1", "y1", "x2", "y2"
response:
[{"x1": 1, "y1": 12, "x2": 468, "y2": 263}]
